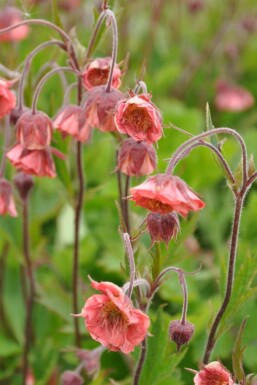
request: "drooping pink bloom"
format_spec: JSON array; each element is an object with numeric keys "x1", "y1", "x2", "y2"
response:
[
  {"x1": 193, "y1": 361, "x2": 234, "y2": 385},
  {"x1": 76, "y1": 346, "x2": 104, "y2": 377},
  {"x1": 54, "y1": 105, "x2": 91, "y2": 142},
  {"x1": 82, "y1": 57, "x2": 121, "y2": 90},
  {"x1": 84, "y1": 85, "x2": 124, "y2": 132},
  {"x1": 169, "y1": 319, "x2": 195, "y2": 350},
  {"x1": 118, "y1": 138, "x2": 157, "y2": 176},
  {"x1": 215, "y1": 80, "x2": 254, "y2": 112},
  {"x1": 146, "y1": 212, "x2": 180, "y2": 246},
  {"x1": 60, "y1": 371, "x2": 83, "y2": 385},
  {"x1": 7, "y1": 144, "x2": 56, "y2": 178},
  {"x1": 79, "y1": 279, "x2": 150, "y2": 354},
  {"x1": 130, "y1": 174, "x2": 205, "y2": 216},
  {"x1": 115, "y1": 93, "x2": 163, "y2": 144},
  {"x1": 0, "y1": 178, "x2": 17, "y2": 217},
  {"x1": 16, "y1": 111, "x2": 52, "y2": 150},
  {"x1": 0, "y1": 7, "x2": 29, "y2": 42},
  {"x1": 0, "y1": 78, "x2": 16, "y2": 119}
]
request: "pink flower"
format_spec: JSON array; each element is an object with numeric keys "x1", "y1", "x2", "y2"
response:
[
  {"x1": 79, "y1": 279, "x2": 150, "y2": 354},
  {"x1": 54, "y1": 105, "x2": 91, "y2": 142},
  {"x1": 215, "y1": 80, "x2": 254, "y2": 112},
  {"x1": 193, "y1": 361, "x2": 234, "y2": 385},
  {"x1": 0, "y1": 178, "x2": 17, "y2": 217},
  {"x1": 7, "y1": 144, "x2": 56, "y2": 178},
  {"x1": 146, "y1": 212, "x2": 180, "y2": 246},
  {"x1": 60, "y1": 371, "x2": 83, "y2": 385},
  {"x1": 115, "y1": 93, "x2": 163, "y2": 144},
  {"x1": 0, "y1": 78, "x2": 16, "y2": 119},
  {"x1": 82, "y1": 57, "x2": 121, "y2": 90},
  {"x1": 130, "y1": 174, "x2": 205, "y2": 216},
  {"x1": 118, "y1": 138, "x2": 157, "y2": 176},
  {"x1": 0, "y1": 7, "x2": 29, "y2": 42},
  {"x1": 84, "y1": 85, "x2": 124, "y2": 132},
  {"x1": 16, "y1": 111, "x2": 52, "y2": 150},
  {"x1": 76, "y1": 346, "x2": 104, "y2": 377}
]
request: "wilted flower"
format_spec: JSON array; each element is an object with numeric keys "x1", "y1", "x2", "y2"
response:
[
  {"x1": 193, "y1": 361, "x2": 234, "y2": 385},
  {"x1": 78, "y1": 279, "x2": 150, "y2": 353},
  {"x1": 0, "y1": 178, "x2": 17, "y2": 217},
  {"x1": 169, "y1": 320, "x2": 194, "y2": 350},
  {"x1": 14, "y1": 173, "x2": 34, "y2": 201},
  {"x1": 146, "y1": 212, "x2": 180, "y2": 246},
  {"x1": 0, "y1": 7, "x2": 29, "y2": 42},
  {"x1": 54, "y1": 105, "x2": 91, "y2": 142},
  {"x1": 0, "y1": 78, "x2": 16, "y2": 119},
  {"x1": 115, "y1": 93, "x2": 162, "y2": 144},
  {"x1": 118, "y1": 138, "x2": 157, "y2": 176},
  {"x1": 82, "y1": 57, "x2": 121, "y2": 90},
  {"x1": 60, "y1": 371, "x2": 83, "y2": 385},
  {"x1": 130, "y1": 174, "x2": 205, "y2": 216},
  {"x1": 76, "y1": 346, "x2": 104, "y2": 377},
  {"x1": 215, "y1": 80, "x2": 254, "y2": 112},
  {"x1": 84, "y1": 85, "x2": 124, "y2": 132}
]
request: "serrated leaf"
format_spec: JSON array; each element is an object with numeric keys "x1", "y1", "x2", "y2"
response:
[
  {"x1": 248, "y1": 154, "x2": 256, "y2": 177},
  {"x1": 206, "y1": 103, "x2": 218, "y2": 147},
  {"x1": 232, "y1": 318, "x2": 247, "y2": 383},
  {"x1": 51, "y1": 0, "x2": 64, "y2": 30}
]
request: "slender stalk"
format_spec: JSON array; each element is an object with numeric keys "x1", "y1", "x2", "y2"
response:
[
  {"x1": 166, "y1": 127, "x2": 248, "y2": 186},
  {"x1": 203, "y1": 195, "x2": 243, "y2": 363},
  {"x1": 0, "y1": 116, "x2": 11, "y2": 178},
  {"x1": 31, "y1": 66, "x2": 78, "y2": 113},
  {"x1": 134, "y1": 80, "x2": 148, "y2": 95},
  {"x1": 179, "y1": 272, "x2": 188, "y2": 325},
  {"x1": 124, "y1": 175, "x2": 131, "y2": 234},
  {"x1": 22, "y1": 197, "x2": 35, "y2": 385},
  {"x1": 17, "y1": 40, "x2": 66, "y2": 109},
  {"x1": 123, "y1": 233, "x2": 136, "y2": 298},
  {"x1": 72, "y1": 77, "x2": 84, "y2": 347},
  {"x1": 133, "y1": 338, "x2": 147, "y2": 385},
  {"x1": 105, "y1": 11, "x2": 118, "y2": 93}
]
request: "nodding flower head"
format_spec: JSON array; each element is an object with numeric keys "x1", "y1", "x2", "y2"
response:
[
  {"x1": 0, "y1": 178, "x2": 17, "y2": 217},
  {"x1": 82, "y1": 57, "x2": 121, "y2": 90},
  {"x1": 78, "y1": 279, "x2": 150, "y2": 354},
  {"x1": 84, "y1": 85, "x2": 124, "y2": 132},
  {"x1": 60, "y1": 371, "x2": 83, "y2": 385},
  {"x1": 169, "y1": 320, "x2": 195, "y2": 351},
  {"x1": 215, "y1": 79, "x2": 254, "y2": 112},
  {"x1": 54, "y1": 105, "x2": 91, "y2": 143},
  {"x1": 0, "y1": 7, "x2": 30, "y2": 42},
  {"x1": 115, "y1": 93, "x2": 163, "y2": 144},
  {"x1": 146, "y1": 212, "x2": 180, "y2": 246},
  {"x1": 118, "y1": 138, "x2": 157, "y2": 176},
  {"x1": 14, "y1": 173, "x2": 34, "y2": 201},
  {"x1": 193, "y1": 361, "x2": 234, "y2": 385},
  {"x1": 16, "y1": 111, "x2": 52, "y2": 150},
  {"x1": 130, "y1": 174, "x2": 205, "y2": 217},
  {"x1": 0, "y1": 78, "x2": 16, "y2": 119}
]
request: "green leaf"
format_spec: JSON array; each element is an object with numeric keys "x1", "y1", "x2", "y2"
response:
[
  {"x1": 205, "y1": 103, "x2": 218, "y2": 147},
  {"x1": 51, "y1": 0, "x2": 64, "y2": 30},
  {"x1": 0, "y1": 335, "x2": 21, "y2": 357},
  {"x1": 232, "y1": 317, "x2": 247, "y2": 383}
]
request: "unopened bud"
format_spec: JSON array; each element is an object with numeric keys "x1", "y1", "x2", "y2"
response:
[
  {"x1": 169, "y1": 320, "x2": 194, "y2": 350},
  {"x1": 10, "y1": 107, "x2": 29, "y2": 125},
  {"x1": 60, "y1": 371, "x2": 83, "y2": 385},
  {"x1": 14, "y1": 173, "x2": 34, "y2": 200},
  {"x1": 146, "y1": 212, "x2": 180, "y2": 247}
]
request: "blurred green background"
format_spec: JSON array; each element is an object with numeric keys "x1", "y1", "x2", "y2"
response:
[{"x1": 1, "y1": 0, "x2": 257, "y2": 384}]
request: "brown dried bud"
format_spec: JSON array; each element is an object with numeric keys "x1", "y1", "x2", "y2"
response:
[
  {"x1": 14, "y1": 173, "x2": 34, "y2": 200},
  {"x1": 60, "y1": 371, "x2": 83, "y2": 385},
  {"x1": 118, "y1": 138, "x2": 157, "y2": 176},
  {"x1": 169, "y1": 320, "x2": 195, "y2": 350},
  {"x1": 146, "y1": 212, "x2": 180, "y2": 246}
]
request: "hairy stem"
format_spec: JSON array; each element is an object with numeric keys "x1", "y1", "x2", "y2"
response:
[
  {"x1": 123, "y1": 233, "x2": 135, "y2": 298},
  {"x1": 203, "y1": 195, "x2": 243, "y2": 363},
  {"x1": 22, "y1": 198, "x2": 35, "y2": 385},
  {"x1": 0, "y1": 116, "x2": 11, "y2": 178},
  {"x1": 133, "y1": 338, "x2": 147, "y2": 385},
  {"x1": 124, "y1": 175, "x2": 131, "y2": 234},
  {"x1": 72, "y1": 78, "x2": 84, "y2": 347}
]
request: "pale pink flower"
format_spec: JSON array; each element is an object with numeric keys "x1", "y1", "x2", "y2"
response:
[
  {"x1": 0, "y1": 178, "x2": 17, "y2": 217},
  {"x1": 79, "y1": 279, "x2": 150, "y2": 354},
  {"x1": 76, "y1": 346, "x2": 104, "y2": 377},
  {"x1": 0, "y1": 78, "x2": 16, "y2": 119},
  {"x1": 84, "y1": 85, "x2": 124, "y2": 132},
  {"x1": 0, "y1": 7, "x2": 29, "y2": 42},
  {"x1": 60, "y1": 371, "x2": 83, "y2": 385},
  {"x1": 115, "y1": 93, "x2": 163, "y2": 144},
  {"x1": 54, "y1": 105, "x2": 91, "y2": 142},
  {"x1": 82, "y1": 57, "x2": 121, "y2": 90},
  {"x1": 215, "y1": 80, "x2": 254, "y2": 112},
  {"x1": 118, "y1": 138, "x2": 157, "y2": 176},
  {"x1": 130, "y1": 174, "x2": 205, "y2": 217},
  {"x1": 193, "y1": 361, "x2": 234, "y2": 385},
  {"x1": 7, "y1": 144, "x2": 56, "y2": 178}
]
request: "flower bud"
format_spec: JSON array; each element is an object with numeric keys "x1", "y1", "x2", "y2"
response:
[
  {"x1": 60, "y1": 371, "x2": 83, "y2": 385},
  {"x1": 82, "y1": 57, "x2": 121, "y2": 90},
  {"x1": 169, "y1": 320, "x2": 194, "y2": 350},
  {"x1": 118, "y1": 138, "x2": 156, "y2": 176},
  {"x1": 10, "y1": 107, "x2": 29, "y2": 125},
  {"x1": 84, "y1": 85, "x2": 124, "y2": 132},
  {"x1": 14, "y1": 173, "x2": 34, "y2": 201},
  {"x1": 0, "y1": 178, "x2": 17, "y2": 217},
  {"x1": 76, "y1": 346, "x2": 104, "y2": 377},
  {"x1": 146, "y1": 212, "x2": 180, "y2": 246}
]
